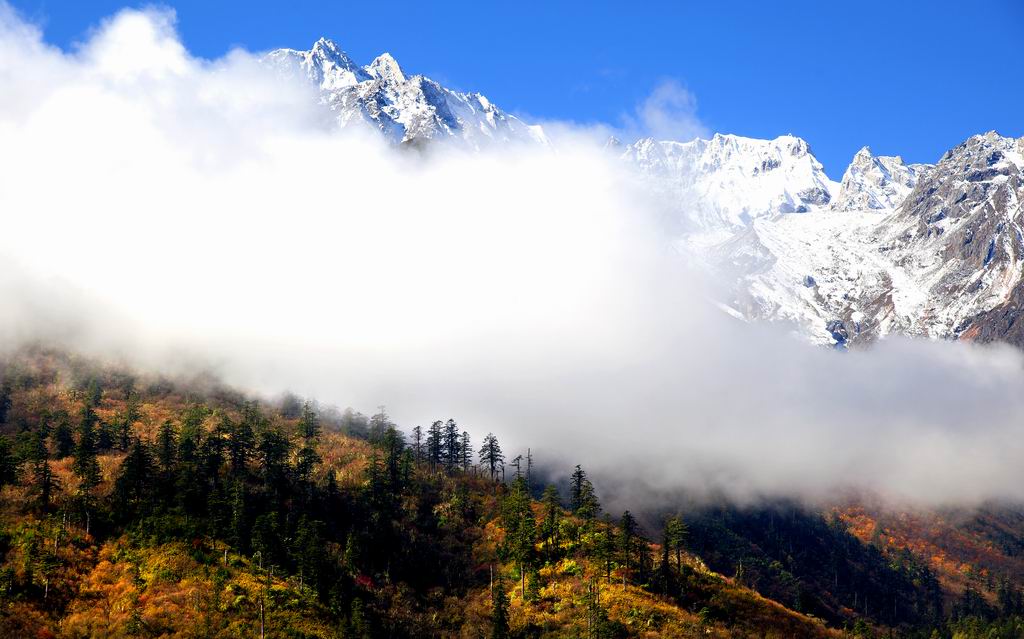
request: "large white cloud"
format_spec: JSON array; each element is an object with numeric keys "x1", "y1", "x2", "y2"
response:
[{"x1": 2, "y1": 5, "x2": 1023, "y2": 507}]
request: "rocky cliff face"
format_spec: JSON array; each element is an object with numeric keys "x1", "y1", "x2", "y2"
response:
[
  {"x1": 894, "y1": 132, "x2": 1024, "y2": 342},
  {"x1": 622, "y1": 131, "x2": 1024, "y2": 348}
]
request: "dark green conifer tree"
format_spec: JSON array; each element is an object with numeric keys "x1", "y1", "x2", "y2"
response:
[
  {"x1": 0, "y1": 378, "x2": 10, "y2": 426},
  {"x1": 230, "y1": 479, "x2": 249, "y2": 552},
  {"x1": 0, "y1": 435, "x2": 17, "y2": 487},
  {"x1": 22, "y1": 431, "x2": 55, "y2": 511},
  {"x1": 256, "y1": 426, "x2": 291, "y2": 506},
  {"x1": 665, "y1": 515, "x2": 688, "y2": 571},
  {"x1": 381, "y1": 426, "x2": 406, "y2": 491},
  {"x1": 31, "y1": 457, "x2": 56, "y2": 512},
  {"x1": 114, "y1": 438, "x2": 154, "y2": 513},
  {"x1": 96, "y1": 420, "x2": 115, "y2": 451},
  {"x1": 478, "y1": 433, "x2": 504, "y2": 482},
  {"x1": 540, "y1": 485, "x2": 561, "y2": 559},
  {"x1": 426, "y1": 420, "x2": 444, "y2": 472},
  {"x1": 73, "y1": 404, "x2": 101, "y2": 492},
  {"x1": 50, "y1": 411, "x2": 75, "y2": 459},
  {"x1": 461, "y1": 430, "x2": 473, "y2": 473},
  {"x1": 299, "y1": 402, "x2": 320, "y2": 441},
  {"x1": 502, "y1": 477, "x2": 537, "y2": 598},
  {"x1": 155, "y1": 420, "x2": 178, "y2": 478},
  {"x1": 228, "y1": 406, "x2": 257, "y2": 478},
  {"x1": 491, "y1": 575, "x2": 510, "y2": 639},
  {"x1": 292, "y1": 516, "x2": 326, "y2": 594},
  {"x1": 410, "y1": 425, "x2": 423, "y2": 462},
  {"x1": 570, "y1": 465, "x2": 601, "y2": 522},
  {"x1": 619, "y1": 511, "x2": 638, "y2": 582},
  {"x1": 73, "y1": 403, "x2": 102, "y2": 533},
  {"x1": 443, "y1": 418, "x2": 460, "y2": 472}
]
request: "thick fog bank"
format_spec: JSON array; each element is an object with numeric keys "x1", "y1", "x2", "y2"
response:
[{"x1": 2, "y1": 5, "x2": 1023, "y2": 507}]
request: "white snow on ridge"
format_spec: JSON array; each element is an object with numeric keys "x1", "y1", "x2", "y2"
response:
[
  {"x1": 626, "y1": 130, "x2": 1024, "y2": 347},
  {"x1": 620, "y1": 133, "x2": 838, "y2": 235},
  {"x1": 264, "y1": 38, "x2": 370, "y2": 91},
  {"x1": 830, "y1": 146, "x2": 930, "y2": 212},
  {"x1": 263, "y1": 38, "x2": 547, "y2": 149}
]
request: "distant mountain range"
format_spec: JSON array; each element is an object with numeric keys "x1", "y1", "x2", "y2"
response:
[{"x1": 267, "y1": 39, "x2": 1024, "y2": 349}]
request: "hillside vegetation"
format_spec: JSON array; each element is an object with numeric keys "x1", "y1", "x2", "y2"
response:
[{"x1": 0, "y1": 347, "x2": 1021, "y2": 638}]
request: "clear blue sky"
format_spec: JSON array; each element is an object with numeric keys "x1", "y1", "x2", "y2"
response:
[{"x1": 10, "y1": 0, "x2": 1023, "y2": 177}]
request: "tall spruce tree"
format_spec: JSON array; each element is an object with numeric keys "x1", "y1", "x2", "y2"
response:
[
  {"x1": 257, "y1": 426, "x2": 291, "y2": 507},
  {"x1": 0, "y1": 435, "x2": 18, "y2": 487},
  {"x1": 73, "y1": 404, "x2": 101, "y2": 492},
  {"x1": 570, "y1": 465, "x2": 601, "y2": 521},
  {"x1": 619, "y1": 511, "x2": 638, "y2": 580},
  {"x1": 381, "y1": 426, "x2": 406, "y2": 491},
  {"x1": 0, "y1": 378, "x2": 10, "y2": 426},
  {"x1": 443, "y1": 418, "x2": 460, "y2": 472},
  {"x1": 369, "y1": 406, "x2": 390, "y2": 443},
  {"x1": 411, "y1": 425, "x2": 423, "y2": 462},
  {"x1": 478, "y1": 433, "x2": 504, "y2": 482},
  {"x1": 50, "y1": 411, "x2": 75, "y2": 459},
  {"x1": 114, "y1": 437, "x2": 154, "y2": 513},
  {"x1": 540, "y1": 485, "x2": 561, "y2": 559},
  {"x1": 461, "y1": 430, "x2": 473, "y2": 473},
  {"x1": 228, "y1": 406, "x2": 258, "y2": 478},
  {"x1": 155, "y1": 420, "x2": 178, "y2": 477},
  {"x1": 299, "y1": 402, "x2": 320, "y2": 441},
  {"x1": 426, "y1": 420, "x2": 444, "y2": 472},
  {"x1": 31, "y1": 457, "x2": 55, "y2": 512},
  {"x1": 665, "y1": 515, "x2": 688, "y2": 571},
  {"x1": 295, "y1": 403, "x2": 322, "y2": 490},
  {"x1": 491, "y1": 575, "x2": 510, "y2": 639},
  {"x1": 502, "y1": 477, "x2": 536, "y2": 598},
  {"x1": 73, "y1": 403, "x2": 102, "y2": 534}
]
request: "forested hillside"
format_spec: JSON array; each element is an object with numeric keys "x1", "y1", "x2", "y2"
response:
[{"x1": 0, "y1": 347, "x2": 1021, "y2": 638}]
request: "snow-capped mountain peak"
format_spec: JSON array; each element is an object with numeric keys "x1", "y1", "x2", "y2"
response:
[
  {"x1": 263, "y1": 39, "x2": 547, "y2": 149},
  {"x1": 263, "y1": 38, "x2": 370, "y2": 91},
  {"x1": 621, "y1": 133, "x2": 837, "y2": 233},
  {"x1": 830, "y1": 145, "x2": 929, "y2": 211},
  {"x1": 365, "y1": 52, "x2": 405, "y2": 83}
]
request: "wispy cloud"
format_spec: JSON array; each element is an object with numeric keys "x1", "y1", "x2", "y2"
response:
[
  {"x1": 536, "y1": 78, "x2": 711, "y2": 146},
  {"x1": 624, "y1": 79, "x2": 710, "y2": 141}
]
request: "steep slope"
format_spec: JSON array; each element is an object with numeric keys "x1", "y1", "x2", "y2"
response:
[
  {"x1": 654, "y1": 132, "x2": 1024, "y2": 347},
  {"x1": 888, "y1": 132, "x2": 1024, "y2": 343},
  {"x1": 264, "y1": 38, "x2": 548, "y2": 149},
  {"x1": 806, "y1": 131, "x2": 1024, "y2": 346},
  {"x1": 0, "y1": 347, "x2": 841, "y2": 638}
]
